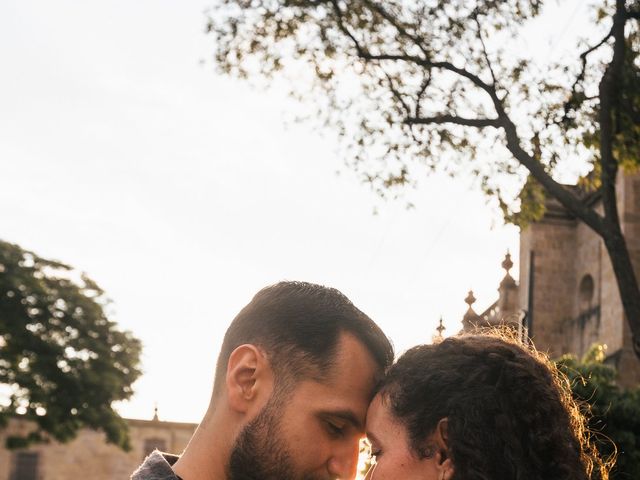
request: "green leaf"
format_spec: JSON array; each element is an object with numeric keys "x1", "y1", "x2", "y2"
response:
[{"x1": 0, "y1": 240, "x2": 142, "y2": 450}]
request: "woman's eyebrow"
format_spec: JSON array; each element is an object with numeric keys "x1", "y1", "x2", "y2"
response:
[{"x1": 366, "y1": 431, "x2": 381, "y2": 446}]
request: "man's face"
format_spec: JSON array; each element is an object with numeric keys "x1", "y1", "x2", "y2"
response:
[{"x1": 228, "y1": 333, "x2": 379, "y2": 480}]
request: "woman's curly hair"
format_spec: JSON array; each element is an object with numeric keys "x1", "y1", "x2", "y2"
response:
[{"x1": 377, "y1": 333, "x2": 610, "y2": 480}]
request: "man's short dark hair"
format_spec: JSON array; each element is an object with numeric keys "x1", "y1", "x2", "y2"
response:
[{"x1": 212, "y1": 281, "x2": 393, "y2": 396}]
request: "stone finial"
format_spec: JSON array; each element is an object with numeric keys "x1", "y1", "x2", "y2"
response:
[
  {"x1": 436, "y1": 317, "x2": 446, "y2": 336},
  {"x1": 465, "y1": 290, "x2": 476, "y2": 307},
  {"x1": 499, "y1": 251, "x2": 517, "y2": 289},
  {"x1": 462, "y1": 290, "x2": 482, "y2": 333},
  {"x1": 502, "y1": 251, "x2": 514, "y2": 274},
  {"x1": 498, "y1": 250, "x2": 519, "y2": 319},
  {"x1": 432, "y1": 316, "x2": 446, "y2": 344},
  {"x1": 152, "y1": 403, "x2": 159, "y2": 422}
]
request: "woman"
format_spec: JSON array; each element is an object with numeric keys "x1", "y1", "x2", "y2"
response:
[{"x1": 365, "y1": 334, "x2": 609, "y2": 480}]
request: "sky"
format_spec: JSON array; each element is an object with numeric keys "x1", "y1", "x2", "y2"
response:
[{"x1": 0, "y1": 0, "x2": 592, "y2": 423}]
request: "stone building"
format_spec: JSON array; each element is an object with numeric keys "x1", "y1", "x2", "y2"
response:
[
  {"x1": 0, "y1": 411, "x2": 196, "y2": 480},
  {"x1": 461, "y1": 171, "x2": 640, "y2": 387}
]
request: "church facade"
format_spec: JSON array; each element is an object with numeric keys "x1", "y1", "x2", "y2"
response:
[{"x1": 461, "y1": 171, "x2": 640, "y2": 387}]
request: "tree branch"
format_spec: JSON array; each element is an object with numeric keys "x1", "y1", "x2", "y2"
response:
[
  {"x1": 414, "y1": 73, "x2": 431, "y2": 119},
  {"x1": 405, "y1": 115, "x2": 501, "y2": 128},
  {"x1": 357, "y1": 51, "x2": 499, "y2": 100},
  {"x1": 581, "y1": 28, "x2": 615, "y2": 60},
  {"x1": 562, "y1": 26, "x2": 616, "y2": 123},
  {"x1": 496, "y1": 113, "x2": 606, "y2": 235},
  {"x1": 329, "y1": 0, "x2": 368, "y2": 57},
  {"x1": 328, "y1": 0, "x2": 504, "y2": 114},
  {"x1": 473, "y1": 12, "x2": 497, "y2": 87},
  {"x1": 359, "y1": 0, "x2": 430, "y2": 58},
  {"x1": 598, "y1": 1, "x2": 640, "y2": 354},
  {"x1": 599, "y1": 1, "x2": 626, "y2": 226},
  {"x1": 384, "y1": 72, "x2": 411, "y2": 116},
  {"x1": 330, "y1": 0, "x2": 604, "y2": 235}
]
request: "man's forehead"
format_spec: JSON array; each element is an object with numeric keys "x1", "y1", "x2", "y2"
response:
[
  {"x1": 324, "y1": 334, "x2": 381, "y2": 384},
  {"x1": 279, "y1": 332, "x2": 381, "y2": 421},
  {"x1": 320, "y1": 360, "x2": 380, "y2": 385}
]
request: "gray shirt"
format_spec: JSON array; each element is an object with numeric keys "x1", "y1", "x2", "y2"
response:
[{"x1": 131, "y1": 450, "x2": 181, "y2": 480}]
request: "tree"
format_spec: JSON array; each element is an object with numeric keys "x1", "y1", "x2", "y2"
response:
[
  {"x1": 206, "y1": 0, "x2": 640, "y2": 357},
  {"x1": 0, "y1": 240, "x2": 142, "y2": 450},
  {"x1": 558, "y1": 345, "x2": 640, "y2": 479}
]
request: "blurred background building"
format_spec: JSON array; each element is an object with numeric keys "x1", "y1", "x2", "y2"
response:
[
  {"x1": 0, "y1": 409, "x2": 196, "y2": 480},
  {"x1": 461, "y1": 171, "x2": 640, "y2": 387}
]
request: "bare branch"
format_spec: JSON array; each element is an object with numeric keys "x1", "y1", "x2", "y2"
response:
[
  {"x1": 581, "y1": 28, "x2": 615, "y2": 60},
  {"x1": 414, "y1": 73, "x2": 431, "y2": 119},
  {"x1": 358, "y1": 0, "x2": 504, "y2": 113},
  {"x1": 359, "y1": 0, "x2": 430, "y2": 58},
  {"x1": 405, "y1": 115, "x2": 501, "y2": 128},
  {"x1": 359, "y1": 52, "x2": 499, "y2": 99},
  {"x1": 328, "y1": 0, "x2": 503, "y2": 114},
  {"x1": 383, "y1": 72, "x2": 411, "y2": 116},
  {"x1": 473, "y1": 13, "x2": 497, "y2": 87},
  {"x1": 329, "y1": 0, "x2": 368, "y2": 57},
  {"x1": 565, "y1": 25, "x2": 615, "y2": 113},
  {"x1": 498, "y1": 115, "x2": 606, "y2": 234}
]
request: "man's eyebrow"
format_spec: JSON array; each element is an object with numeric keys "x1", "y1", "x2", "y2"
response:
[{"x1": 321, "y1": 410, "x2": 363, "y2": 431}]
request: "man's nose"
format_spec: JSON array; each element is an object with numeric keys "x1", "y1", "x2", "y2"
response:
[{"x1": 327, "y1": 439, "x2": 360, "y2": 479}]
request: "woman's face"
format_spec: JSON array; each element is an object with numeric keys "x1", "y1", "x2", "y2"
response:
[{"x1": 364, "y1": 394, "x2": 451, "y2": 480}]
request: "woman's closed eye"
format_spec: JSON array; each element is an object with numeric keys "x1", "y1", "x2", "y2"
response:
[{"x1": 369, "y1": 444, "x2": 383, "y2": 460}]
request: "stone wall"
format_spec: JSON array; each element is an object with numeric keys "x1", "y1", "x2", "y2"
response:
[
  {"x1": 569, "y1": 220, "x2": 610, "y2": 357},
  {"x1": 0, "y1": 417, "x2": 196, "y2": 480},
  {"x1": 518, "y1": 171, "x2": 640, "y2": 386},
  {"x1": 519, "y1": 215, "x2": 577, "y2": 358},
  {"x1": 617, "y1": 173, "x2": 640, "y2": 387}
]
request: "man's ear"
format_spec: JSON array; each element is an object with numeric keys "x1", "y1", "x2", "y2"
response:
[
  {"x1": 225, "y1": 344, "x2": 273, "y2": 414},
  {"x1": 433, "y1": 418, "x2": 454, "y2": 480}
]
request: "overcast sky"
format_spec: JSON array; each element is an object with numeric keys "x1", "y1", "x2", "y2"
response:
[{"x1": 0, "y1": 0, "x2": 591, "y2": 423}]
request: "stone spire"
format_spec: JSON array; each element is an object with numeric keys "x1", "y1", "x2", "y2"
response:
[
  {"x1": 462, "y1": 290, "x2": 482, "y2": 332},
  {"x1": 152, "y1": 403, "x2": 159, "y2": 422}
]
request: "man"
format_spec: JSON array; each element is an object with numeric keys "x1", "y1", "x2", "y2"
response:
[{"x1": 131, "y1": 281, "x2": 393, "y2": 480}]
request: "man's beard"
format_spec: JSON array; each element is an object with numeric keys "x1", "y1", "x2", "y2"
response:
[{"x1": 227, "y1": 393, "x2": 334, "y2": 480}]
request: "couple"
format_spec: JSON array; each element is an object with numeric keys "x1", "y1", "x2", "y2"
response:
[{"x1": 131, "y1": 281, "x2": 605, "y2": 480}]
